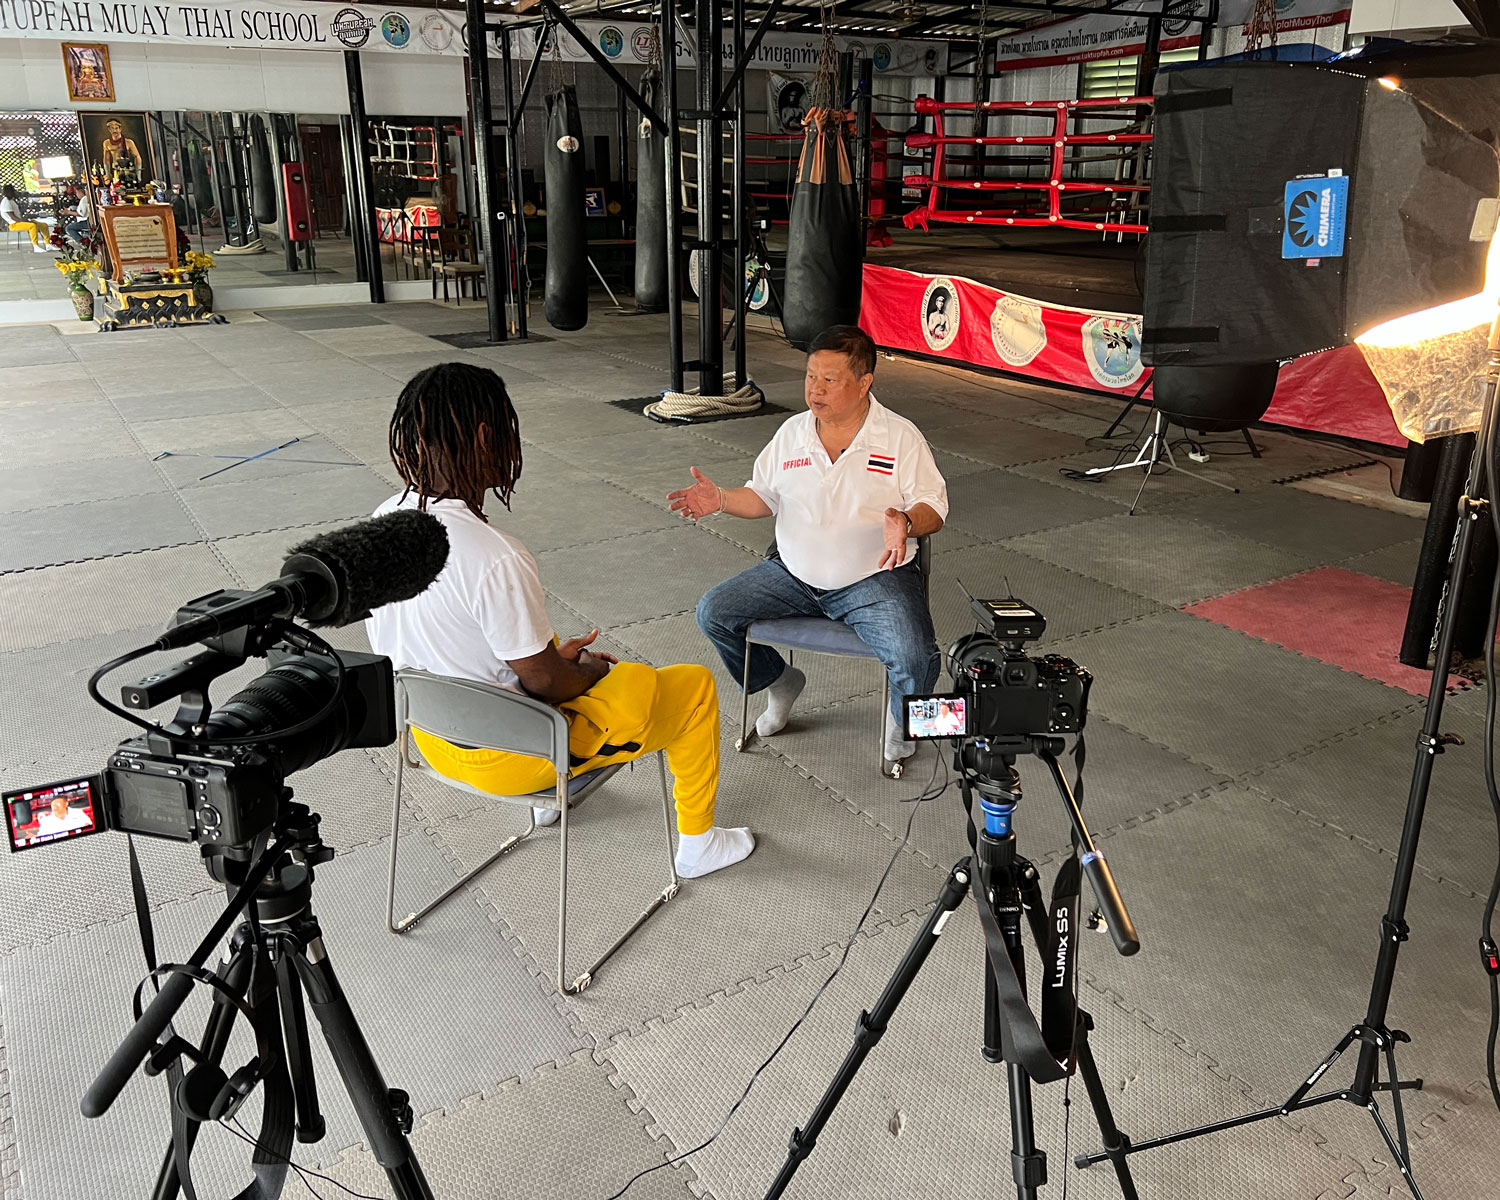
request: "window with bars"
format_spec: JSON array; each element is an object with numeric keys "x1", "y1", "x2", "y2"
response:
[
  {"x1": 1078, "y1": 48, "x2": 1201, "y2": 99},
  {"x1": 0, "y1": 112, "x2": 85, "y2": 205}
]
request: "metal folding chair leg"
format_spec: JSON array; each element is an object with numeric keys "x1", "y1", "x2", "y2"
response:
[
  {"x1": 737, "y1": 632, "x2": 755, "y2": 752},
  {"x1": 559, "y1": 750, "x2": 681, "y2": 995},
  {"x1": 386, "y1": 727, "x2": 537, "y2": 935}
]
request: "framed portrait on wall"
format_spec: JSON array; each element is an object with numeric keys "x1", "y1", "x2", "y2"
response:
[
  {"x1": 62, "y1": 43, "x2": 115, "y2": 103},
  {"x1": 78, "y1": 112, "x2": 155, "y2": 182}
]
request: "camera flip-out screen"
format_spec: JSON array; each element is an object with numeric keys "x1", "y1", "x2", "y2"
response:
[
  {"x1": 4, "y1": 777, "x2": 104, "y2": 853},
  {"x1": 905, "y1": 694, "x2": 969, "y2": 741}
]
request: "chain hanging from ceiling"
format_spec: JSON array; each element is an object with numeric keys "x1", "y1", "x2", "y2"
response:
[
  {"x1": 809, "y1": 0, "x2": 840, "y2": 111},
  {"x1": 1244, "y1": 0, "x2": 1280, "y2": 55}
]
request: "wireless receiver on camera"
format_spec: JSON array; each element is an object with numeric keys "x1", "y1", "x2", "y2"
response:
[{"x1": 156, "y1": 509, "x2": 450, "y2": 651}]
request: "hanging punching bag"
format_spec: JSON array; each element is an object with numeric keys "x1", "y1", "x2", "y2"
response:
[
  {"x1": 633, "y1": 72, "x2": 668, "y2": 312},
  {"x1": 782, "y1": 107, "x2": 863, "y2": 349},
  {"x1": 248, "y1": 114, "x2": 277, "y2": 227},
  {"x1": 188, "y1": 139, "x2": 213, "y2": 219},
  {"x1": 544, "y1": 87, "x2": 588, "y2": 331}
]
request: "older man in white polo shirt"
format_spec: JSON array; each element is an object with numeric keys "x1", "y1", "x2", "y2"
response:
[{"x1": 670, "y1": 325, "x2": 947, "y2": 776}]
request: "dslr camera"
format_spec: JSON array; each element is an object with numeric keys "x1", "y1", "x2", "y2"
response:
[
  {"x1": 5, "y1": 593, "x2": 394, "y2": 856},
  {"x1": 904, "y1": 596, "x2": 1091, "y2": 750}
]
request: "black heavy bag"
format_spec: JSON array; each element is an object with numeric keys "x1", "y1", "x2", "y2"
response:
[
  {"x1": 248, "y1": 114, "x2": 277, "y2": 227},
  {"x1": 782, "y1": 108, "x2": 863, "y2": 349},
  {"x1": 634, "y1": 73, "x2": 669, "y2": 312},
  {"x1": 188, "y1": 139, "x2": 213, "y2": 214},
  {"x1": 544, "y1": 87, "x2": 589, "y2": 331}
]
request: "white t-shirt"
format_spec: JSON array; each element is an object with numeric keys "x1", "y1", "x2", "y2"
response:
[
  {"x1": 0, "y1": 197, "x2": 22, "y2": 226},
  {"x1": 35, "y1": 807, "x2": 92, "y2": 837},
  {"x1": 364, "y1": 493, "x2": 554, "y2": 694},
  {"x1": 747, "y1": 395, "x2": 949, "y2": 591}
]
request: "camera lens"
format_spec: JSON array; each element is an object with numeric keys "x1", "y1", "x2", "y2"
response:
[{"x1": 206, "y1": 656, "x2": 362, "y2": 776}]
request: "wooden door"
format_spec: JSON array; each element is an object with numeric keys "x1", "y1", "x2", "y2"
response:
[{"x1": 297, "y1": 123, "x2": 345, "y2": 233}]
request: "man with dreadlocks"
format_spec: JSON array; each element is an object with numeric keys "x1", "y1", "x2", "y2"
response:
[{"x1": 367, "y1": 363, "x2": 755, "y2": 879}]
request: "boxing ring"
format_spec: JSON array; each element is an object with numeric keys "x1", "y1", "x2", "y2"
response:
[{"x1": 856, "y1": 95, "x2": 1403, "y2": 448}]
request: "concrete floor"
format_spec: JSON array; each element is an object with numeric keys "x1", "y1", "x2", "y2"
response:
[{"x1": 0, "y1": 300, "x2": 1495, "y2": 1200}]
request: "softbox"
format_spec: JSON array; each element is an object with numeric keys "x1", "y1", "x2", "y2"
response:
[{"x1": 1143, "y1": 41, "x2": 1500, "y2": 368}]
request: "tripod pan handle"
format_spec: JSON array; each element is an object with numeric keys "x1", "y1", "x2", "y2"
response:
[
  {"x1": 82, "y1": 971, "x2": 195, "y2": 1118},
  {"x1": 1081, "y1": 851, "x2": 1139, "y2": 956}
]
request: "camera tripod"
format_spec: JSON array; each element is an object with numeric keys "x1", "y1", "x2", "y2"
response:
[
  {"x1": 766, "y1": 737, "x2": 1141, "y2": 1200},
  {"x1": 83, "y1": 799, "x2": 434, "y2": 1200}
]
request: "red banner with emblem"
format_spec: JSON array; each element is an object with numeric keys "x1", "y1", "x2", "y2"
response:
[{"x1": 858, "y1": 262, "x2": 1402, "y2": 447}]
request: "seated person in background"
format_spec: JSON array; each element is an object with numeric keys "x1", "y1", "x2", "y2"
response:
[
  {"x1": 64, "y1": 187, "x2": 93, "y2": 247},
  {"x1": 2, "y1": 185, "x2": 51, "y2": 253},
  {"x1": 672, "y1": 325, "x2": 947, "y2": 777},
  {"x1": 34, "y1": 794, "x2": 91, "y2": 838},
  {"x1": 366, "y1": 363, "x2": 754, "y2": 879}
]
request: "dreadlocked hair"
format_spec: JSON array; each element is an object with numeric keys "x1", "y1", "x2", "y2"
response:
[{"x1": 388, "y1": 362, "x2": 523, "y2": 523}]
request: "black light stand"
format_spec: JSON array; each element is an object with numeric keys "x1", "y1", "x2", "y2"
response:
[
  {"x1": 83, "y1": 800, "x2": 434, "y2": 1200},
  {"x1": 1080, "y1": 311, "x2": 1500, "y2": 1198},
  {"x1": 765, "y1": 737, "x2": 1141, "y2": 1200}
]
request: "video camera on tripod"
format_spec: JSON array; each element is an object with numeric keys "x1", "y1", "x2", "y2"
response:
[
  {"x1": 766, "y1": 595, "x2": 1142, "y2": 1200},
  {"x1": 3, "y1": 509, "x2": 450, "y2": 1200}
]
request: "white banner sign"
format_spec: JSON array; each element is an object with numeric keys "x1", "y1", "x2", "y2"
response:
[
  {"x1": 0, "y1": 0, "x2": 471, "y2": 54},
  {"x1": 992, "y1": 0, "x2": 1350, "y2": 72},
  {"x1": 518, "y1": 19, "x2": 949, "y2": 78}
]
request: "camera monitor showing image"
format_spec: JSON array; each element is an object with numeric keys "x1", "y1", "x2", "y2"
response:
[
  {"x1": 905, "y1": 694, "x2": 969, "y2": 741},
  {"x1": 5, "y1": 778, "x2": 104, "y2": 852}
]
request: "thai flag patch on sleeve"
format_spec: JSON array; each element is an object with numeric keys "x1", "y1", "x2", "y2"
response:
[{"x1": 867, "y1": 453, "x2": 895, "y2": 475}]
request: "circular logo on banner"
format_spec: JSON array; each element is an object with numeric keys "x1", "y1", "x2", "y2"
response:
[
  {"x1": 747, "y1": 259, "x2": 770, "y2": 311},
  {"x1": 921, "y1": 278, "x2": 959, "y2": 352},
  {"x1": 556, "y1": 135, "x2": 580, "y2": 153},
  {"x1": 1081, "y1": 316, "x2": 1144, "y2": 388},
  {"x1": 873, "y1": 44, "x2": 892, "y2": 71},
  {"x1": 419, "y1": 12, "x2": 454, "y2": 51},
  {"x1": 631, "y1": 29, "x2": 655, "y2": 61},
  {"x1": 599, "y1": 26, "x2": 624, "y2": 58},
  {"x1": 459, "y1": 20, "x2": 469, "y2": 51},
  {"x1": 1161, "y1": 0, "x2": 1204, "y2": 37},
  {"x1": 846, "y1": 40, "x2": 867, "y2": 62},
  {"x1": 331, "y1": 7, "x2": 375, "y2": 47},
  {"x1": 380, "y1": 13, "x2": 411, "y2": 47},
  {"x1": 990, "y1": 295, "x2": 1047, "y2": 366}
]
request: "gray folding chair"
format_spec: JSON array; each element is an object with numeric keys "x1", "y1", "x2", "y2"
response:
[
  {"x1": 736, "y1": 536, "x2": 932, "y2": 777},
  {"x1": 387, "y1": 669, "x2": 680, "y2": 994}
]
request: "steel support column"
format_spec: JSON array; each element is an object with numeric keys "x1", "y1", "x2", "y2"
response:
[
  {"x1": 344, "y1": 51, "x2": 385, "y2": 303},
  {"x1": 663, "y1": 0, "x2": 685, "y2": 392},
  {"x1": 695, "y1": 0, "x2": 724, "y2": 396},
  {"x1": 465, "y1": 0, "x2": 506, "y2": 341},
  {"x1": 732, "y1": 0, "x2": 747, "y2": 388},
  {"x1": 499, "y1": 27, "x2": 530, "y2": 339}
]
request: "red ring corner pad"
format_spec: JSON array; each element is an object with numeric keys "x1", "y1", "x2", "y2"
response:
[{"x1": 1182, "y1": 568, "x2": 1467, "y2": 698}]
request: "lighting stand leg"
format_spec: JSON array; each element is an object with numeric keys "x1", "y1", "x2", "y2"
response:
[
  {"x1": 762, "y1": 861, "x2": 973, "y2": 1200},
  {"x1": 1082, "y1": 314, "x2": 1500, "y2": 1197}
]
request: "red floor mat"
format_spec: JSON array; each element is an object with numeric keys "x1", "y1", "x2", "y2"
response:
[{"x1": 1184, "y1": 567, "x2": 1460, "y2": 697}]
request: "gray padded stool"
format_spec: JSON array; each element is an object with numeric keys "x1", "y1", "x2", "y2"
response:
[
  {"x1": 387, "y1": 668, "x2": 680, "y2": 994},
  {"x1": 736, "y1": 536, "x2": 931, "y2": 777}
]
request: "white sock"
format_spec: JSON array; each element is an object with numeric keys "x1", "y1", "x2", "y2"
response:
[
  {"x1": 755, "y1": 665, "x2": 806, "y2": 737},
  {"x1": 675, "y1": 826, "x2": 755, "y2": 878},
  {"x1": 884, "y1": 707, "x2": 915, "y2": 762},
  {"x1": 533, "y1": 805, "x2": 560, "y2": 827}
]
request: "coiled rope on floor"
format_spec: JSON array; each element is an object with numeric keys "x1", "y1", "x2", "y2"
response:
[{"x1": 644, "y1": 376, "x2": 765, "y2": 422}]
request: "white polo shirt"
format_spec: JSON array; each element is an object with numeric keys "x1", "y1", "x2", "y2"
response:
[
  {"x1": 365, "y1": 493, "x2": 554, "y2": 694},
  {"x1": 747, "y1": 395, "x2": 949, "y2": 591}
]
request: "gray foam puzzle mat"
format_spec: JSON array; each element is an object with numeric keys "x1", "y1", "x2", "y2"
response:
[
  {"x1": 0, "y1": 835, "x2": 587, "y2": 1200},
  {"x1": 603, "y1": 897, "x2": 1365, "y2": 1200},
  {"x1": 1070, "y1": 609, "x2": 1421, "y2": 777},
  {"x1": 236, "y1": 359, "x2": 398, "y2": 404},
  {"x1": 943, "y1": 468, "x2": 1123, "y2": 541},
  {"x1": 925, "y1": 415, "x2": 1092, "y2": 467},
  {"x1": 1002, "y1": 511, "x2": 1320, "y2": 607},
  {"x1": 151, "y1": 434, "x2": 361, "y2": 489},
  {"x1": 0, "y1": 543, "x2": 237, "y2": 652},
  {"x1": 109, "y1": 384, "x2": 293, "y2": 424},
  {"x1": 275, "y1": 1052, "x2": 698, "y2": 1200},
  {"x1": 1337, "y1": 538, "x2": 1423, "y2": 588},
  {"x1": 0, "y1": 492, "x2": 202, "y2": 572},
  {"x1": 175, "y1": 466, "x2": 394, "y2": 539},
  {"x1": 928, "y1": 540, "x2": 1164, "y2": 646},
  {"x1": 537, "y1": 525, "x2": 763, "y2": 628},
  {"x1": 125, "y1": 407, "x2": 315, "y2": 456},
  {"x1": 0, "y1": 453, "x2": 166, "y2": 516},
  {"x1": 1183, "y1": 486, "x2": 1426, "y2": 560},
  {"x1": 433, "y1": 734, "x2": 945, "y2": 1042}
]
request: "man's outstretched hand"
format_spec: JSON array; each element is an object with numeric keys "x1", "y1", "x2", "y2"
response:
[
  {"x1": 558, "y1": 628, "x2": 619, "y2": 665},
  {"x1": 878, "y1": 507, "x2": 911, "y2": 570},
  {"x1": 668, "y1": 466, "x2": 724, "y2": 522}
]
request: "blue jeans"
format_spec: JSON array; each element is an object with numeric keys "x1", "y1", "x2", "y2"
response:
[{"x1": 696, "y1": 557, "x2": 941, "y2": 726}]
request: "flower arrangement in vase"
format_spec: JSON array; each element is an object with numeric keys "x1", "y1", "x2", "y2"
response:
[
  {"x1": 182, "y1": 250, "x2": 217, "y2": 311},
  {"x1": 51, "y1": 227, "x2": 102, "y2": 321}
]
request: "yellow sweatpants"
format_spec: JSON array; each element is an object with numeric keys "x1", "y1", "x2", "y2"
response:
[
  {"x1": 8, "y1": 221, "x2": 45, "y2": 247},
  {"x1": 411, "y1": 662, "x2": 720, "y2": 835}
]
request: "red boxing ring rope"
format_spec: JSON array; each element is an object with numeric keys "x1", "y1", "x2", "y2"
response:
[{"x1": 903, "y1": 95, "x2": 1153, "y2": 235}]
